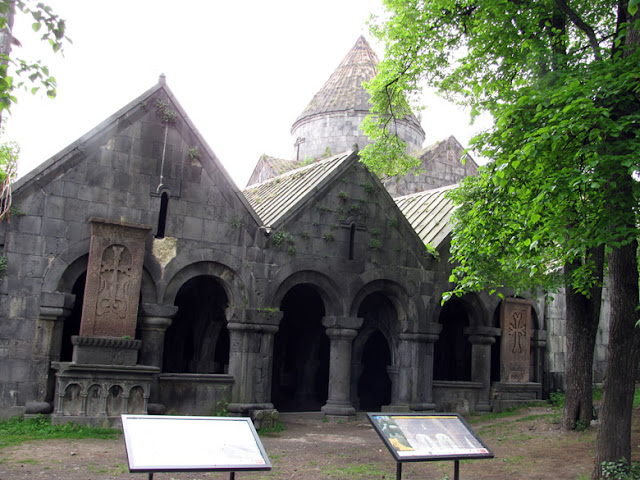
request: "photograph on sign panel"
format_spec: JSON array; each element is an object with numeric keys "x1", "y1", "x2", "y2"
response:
[{"x1": 372, "y1": 415, "x2": 491, "y2": 458}]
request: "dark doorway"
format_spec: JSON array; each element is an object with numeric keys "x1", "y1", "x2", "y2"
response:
[
  {"x1": 61, "y1": 272, "x2": 86, "y2": 362},
  {"x1": 272, "y1": 284, "x2": 329, "y2": 411},
  {"x1": 357, "y1": 330, "x2": 392, "y2": 410},
  {"x1": 355, "y1": 292, "x2": 395, "y2": 410},
  {"x1": 163, "y1": 276, "x2": 229, "y2": 373},
  {"x1": 435, "y1": 299, "x2": 471, "y2": 381}
]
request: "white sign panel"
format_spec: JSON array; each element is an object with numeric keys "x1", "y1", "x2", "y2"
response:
[{"x1": 122, "y1": 415, "x2": 271, "y2": 473}]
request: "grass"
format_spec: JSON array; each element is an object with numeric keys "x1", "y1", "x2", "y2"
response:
[
  {"x1": 320, "y1": 462, "x2": 389, "y2": 478},
  {"x1": 0, "y1": 415, "x2": 120, "y2": 451}
]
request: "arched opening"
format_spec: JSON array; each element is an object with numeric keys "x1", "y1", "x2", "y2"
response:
[
  {"x1": 349, "y1": 223, "x2": 356, "y2": 260},
  {"x1": 355, "y1": 292, "x2": 395, "y2": 410},
  {"x1": 156, "y1": 192, "x2": 169, "y2": 238},
  {"x1": 163, "y1": 275, "x2": 229, "y2": 373},
  {"x1": 61, "y1": 272, "x2": 86, "y2": 362},
  {"x1": 357, "y1": 330, "x2": 392, "y2": 410},
  {"x1": 435, "y1": 299, "x2": 471, "y2": 381},
  {"x1": 272, "y1": 284, "x2": 329, "y2": 411}
]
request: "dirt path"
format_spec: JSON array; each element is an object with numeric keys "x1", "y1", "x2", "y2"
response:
[{"x1": 0, "y1": 406, "x2": 638, "y2": 480}]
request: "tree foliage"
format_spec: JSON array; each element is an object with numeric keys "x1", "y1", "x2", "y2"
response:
[
  {"x1": 0, "y1": 0, "x2": 69, "y2": 114},
  {"x1": 0, "y1": 0, "x2": 69, "y2": 222},
  {"x1": 364, "y1": 1, "x2": 640, "y2": 477}
]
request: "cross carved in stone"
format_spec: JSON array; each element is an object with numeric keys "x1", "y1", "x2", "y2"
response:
[
  {"x1": 508, "y1": 311, "x2": 527, "y2": 354},
  {"x1": 96, "y1": 245, "x2": 132, "y2": 319}
]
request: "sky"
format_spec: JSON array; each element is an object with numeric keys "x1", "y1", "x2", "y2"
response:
[{"x1": 2, "y1": 1, "x2": 491, "y2": 188}]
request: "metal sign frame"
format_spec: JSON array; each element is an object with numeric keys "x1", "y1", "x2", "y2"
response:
[
  {"x1": 367, "y1": 412, "x2": 494, "y2": 480},
  {"x1": 121, "y1": 415, "x2": 271, "y2": 479}
]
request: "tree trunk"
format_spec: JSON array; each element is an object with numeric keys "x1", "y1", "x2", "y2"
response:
[
  {"x1": 592, "y1": 239, "x2": 640, "y2": 479},
  {"x1": 562, "y1": 246, "x2": 604, "y2": 431}
]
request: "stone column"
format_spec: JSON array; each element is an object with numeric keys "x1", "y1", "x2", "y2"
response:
[
  {"x1": 531, "y1": 329, "x2": 547, "y2": 384},
  {"x1": 403, "y1": 322, "x2": 441, "y2": 411},
  {"x1": 465, "y1": 326, "x2": 501, "y2": 412},
  {"x1": 321, "y1": 316, "x2": 363, "y2": 417},
  {"x1": 226, "y1": 308, "x2": 282, "y2": 416},
  {"x1": 138, "y1": 303, "x2": 178, "y2": 369},
  {"x1": 33, "y1": 292, "x2": 75, "y2": 405}
]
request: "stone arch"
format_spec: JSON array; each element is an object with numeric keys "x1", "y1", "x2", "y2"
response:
[
  {"x1": 271, "y1": 282, "x2": 330, "y2": 411},
  {"x1": 162, "y1": 256, "x2": 246, "y2": 308},
  {"x1": 86, "y1": 384, "x2": 103, "y2": 417},
  {"x1": 128, "y1": 385, "x2": 146, "y2": 414},
  {"x1": 350, "y1": 280, "x2": 410, "y2": 411},
  {"x1": 268, "y1": 269, "x2": 344, "y2": 316},
  {"x1": 163, "y1": 274, "x2": 231, "y2": 374},
  {"x1": 349, "y1": 279, "x2": 416, "y2": 328}
]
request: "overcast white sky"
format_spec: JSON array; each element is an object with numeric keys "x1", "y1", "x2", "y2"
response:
[{"x1": 2, "y1": 1, "x2": 491, "y2": 187}]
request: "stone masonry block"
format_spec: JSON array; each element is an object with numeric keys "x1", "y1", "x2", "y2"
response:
[
  {"x1": 64, "y1": 198, "x2": 89, "y2": 222},
  {"x1": 16, "y1": 216, "x2": 42, "y2": 235},
  {"x1": 183, "y1": 217, "x2": 204, "y2": 241},
  {"x1": 8, "y1": 234, "x2": 43, "y2": 255},
  {"x1": 43, "y1": 196, "x2": 66, "y2": 220},
  {"x1": 78, "y1": 184, "x2": 110, "y2": 204},
  {"x1": 42, "y1": 217, "x2": 67, "y2": 238}
]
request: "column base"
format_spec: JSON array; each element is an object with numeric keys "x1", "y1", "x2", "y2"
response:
[
  {"x1": 321, "y1": 402, "x2": 356, "y2": 417},
  {"x1": 227, "y1": 402, "x2": 274, "y2": 415},
  {"x1": 381, "y1": 403, "x2": 411, "y2": 413},
  {"x1": 410, "y1": 402, "x2": 436, "y2": 412}
]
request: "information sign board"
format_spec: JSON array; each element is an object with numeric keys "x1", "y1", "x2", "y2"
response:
[
  {"x1": 367, "y1": 412, "x2": 494, "y2": 462},
  {"x1": 121, "y1": 415, "x2": 271, "y2": 474}
]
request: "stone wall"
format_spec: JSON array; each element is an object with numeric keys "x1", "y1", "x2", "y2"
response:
[
  {"x1": 544, "y1": 284, "x2": 610, "y2": 393},
  {"x1": 383, "y1": 136, "x2": 478, "y2": 197},
  {"x1": 291, "y1": 111, "x2": 424, "y2": 161}
]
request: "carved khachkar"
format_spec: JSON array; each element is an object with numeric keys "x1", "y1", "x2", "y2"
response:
[
  {"x1": 79, "y1": 218, "x2": 151, "y2": 338},
  {"x1": 499, "y1": 298, "x2": 533, "y2": 383}
]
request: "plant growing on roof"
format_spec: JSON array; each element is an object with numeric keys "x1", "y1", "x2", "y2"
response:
[
  {"x1": 187, "y1": 146, "x2": 200, "y2": 160},
  {"x1": 155, "y1": 99, "x2": 177, "y2": 124}
]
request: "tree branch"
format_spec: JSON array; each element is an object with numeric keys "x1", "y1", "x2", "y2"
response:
[{"x1": 554, "y1": 0, "x2": 602, "y2": 60}]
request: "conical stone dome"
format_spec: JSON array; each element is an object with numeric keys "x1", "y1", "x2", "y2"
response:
[{"x1": 291, "y1": 36, "x2": 425, "y2": 161}]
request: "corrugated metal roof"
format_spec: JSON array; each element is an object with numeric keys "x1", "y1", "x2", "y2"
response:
[
  {"x1": 243, "y1": 151, "x2": 356, "y2": 229},
  {"x1": 394, "y1": 184, "x2": 459, "y2": 248}
]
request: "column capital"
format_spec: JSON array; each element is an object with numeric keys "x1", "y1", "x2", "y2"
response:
[
  {"x1": 321, "y1": 316, "x2": 363, "y2": 330},
  {"x1": 464, "y1": 326, "x2": 501, "y2": 337},
  {"x1": 39, "y1": 292, "x2": 75, "y2": 322},
  {"x1": 228, "y1": 307, "x2": 283, "y2": 326},
  {"x1": 325, "y1": 327, "x2": 358, "y2": 340}
]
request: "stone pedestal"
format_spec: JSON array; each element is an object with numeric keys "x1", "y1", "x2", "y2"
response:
[
  {"x1": 321, "y1": 316, "x2": 362, "y2": 418},
  {"x1": 51, "y1": 361, "x2": 159, "y2": 426},
  {"x1": 226, "y1": 308, "x2": 282, "y2": 416}
]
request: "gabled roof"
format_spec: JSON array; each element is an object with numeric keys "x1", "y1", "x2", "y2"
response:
[
  {"x1": 12, "y1": 75, "x2": 262, "y2": 230},
  {"x1": 292, "y1": 36, "x2": 379, "y2": 128},
  {"x1": 243, "y1": 150, "x2": 357, "y2": 229},
  {"x1": 245, "y1": 154, "x2": 300, "y2": 187},
  {"x1": 394, "y1": 184, "x2": 458, "y2": 248}
]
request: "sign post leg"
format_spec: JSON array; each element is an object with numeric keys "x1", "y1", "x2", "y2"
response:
[
  {"x1": 230, "y1": 472, "x2": 236, "y2": 480},
  {"x1": 148, "y1": 474, "x2": 153, "y2": 480},
  {"x1": 396, "y1": 462, "x2": 402, "y2": 480},
  {"x1": 454, "y1": 460, "x2": 460, "y2": 480}
]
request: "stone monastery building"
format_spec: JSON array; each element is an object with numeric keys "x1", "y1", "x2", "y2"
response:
[{"x1": 0, "y1": 37, "x2": 605, "y2": 424}]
